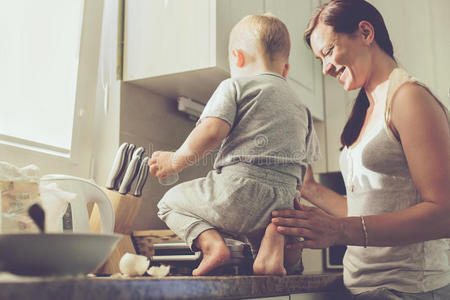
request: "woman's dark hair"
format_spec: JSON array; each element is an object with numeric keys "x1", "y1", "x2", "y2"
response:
[{"x1": 304, "y1": 0, "x2": 395, "y2": 148}]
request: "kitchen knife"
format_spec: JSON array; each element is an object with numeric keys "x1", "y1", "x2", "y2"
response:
[
  {"x1": 133, "y1": 146, "x2": 145, "y2": 160},
  {"x1": 114, "y1": 143, "x2": 135, "y2": 189},
  {"x1": 118, "y1": 147, "x2": 145, "y2": 194},
  {"x1": 126, "y1": 144, "x2": 136, "y2": 167},
  {"x1": 105, "y1": 142, "x2": 128, "y2": 190},
  {"x1": 118, "y1": 155, "x2": 140, "y2": 194},
  {"x1": 132, "y1": 156, "x2": 149, "y2": 197},
  {"x1": 129, "y1": 146, "x2": 145, "y2": 189}
]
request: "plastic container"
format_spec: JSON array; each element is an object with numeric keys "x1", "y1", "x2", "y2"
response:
[{"x1": 158, "y1": 173, "x2": 179, "y2": 186}]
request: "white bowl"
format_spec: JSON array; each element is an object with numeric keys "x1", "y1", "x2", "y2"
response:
[{"x1": 0, "y1": 233, "x2": 122, "y2": 276}]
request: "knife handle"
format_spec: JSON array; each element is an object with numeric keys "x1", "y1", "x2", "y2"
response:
[
  {"x1": 115, "y1": 144, "x2": 138, "y2": 190},
  {"x1": 105, "y1": 142, "x2": 128, "y2": 190},
  {"x1": 133, "y1": 157, "x2": 149, "y2": 197},
  {"x1": 129, "y1": 147, "x2": 145, "y2": 190},
  {"x1": 118, "y1": 155, "x2": 141, "y2": 194},
  {"x1": 133, "y1": 147, "x2": 145, "y2": 160},
  {"x1": 126, "y1": 144, "x2": 136, "y2": 165}
]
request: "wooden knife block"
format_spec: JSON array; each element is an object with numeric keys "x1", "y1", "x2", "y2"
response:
[{"x1": 89, "y1": 188, "x2": 142, "y2": 275}]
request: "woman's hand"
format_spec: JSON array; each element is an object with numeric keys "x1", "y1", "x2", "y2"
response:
[
  {"x1": 272, "y1": 198, "x2": 344, "y2": 249},
  {"x1": 149, "y1": 151, "x2": 182, "y2": 178}
]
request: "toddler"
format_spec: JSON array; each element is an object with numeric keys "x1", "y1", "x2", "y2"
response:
[{"x1": 149, "y1": 14, "x2": 320, "y2": 276}]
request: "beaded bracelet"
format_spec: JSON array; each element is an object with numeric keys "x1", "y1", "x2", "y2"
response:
[{"x1": 360, "y1": 216, "x2": 369, "y2": 248}]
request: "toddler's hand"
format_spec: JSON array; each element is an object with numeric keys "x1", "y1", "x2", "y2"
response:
[{"x1": 149, "y1": 151, "x2": 178, "y2": 178}]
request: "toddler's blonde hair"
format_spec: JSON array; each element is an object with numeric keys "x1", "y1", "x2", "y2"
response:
[{"x1": 229, "y1": 14, "x2": 291, "y2": 63}]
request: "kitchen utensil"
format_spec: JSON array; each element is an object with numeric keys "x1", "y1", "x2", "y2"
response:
[
  {"x1": 113, "y1": 143, "x2": 134, "y2": 191},
  {"x1": 132, "y1": 156, "x2": 149, "y2": 197},
  {"x1": 118, "y1": 155, "x2": 140, "y2": 194},
  {"x1": 105, "y1": 142, "x2": 128, "y2": 190},
  {"x1": 150, "y1": 239, "x2": 253, "y2": 275},
  {"x1": 126, "y1": 144, "x2": 136, "y2": 167},
  {"x1": 152, "y1": 241, "x2": 201, "y2": 262},
  {"x1": 40, "y1": 174, "x2": 114, "y2": 233},
  {"x1": 0, "y1": 232, "x2": 122, "y2": 276},
  {"x1": 39, "y1": 183, "x2": 74, "y2": 233},
  {"x1": 158, "y1": 173, "x2": 179, "y2": 186},
  {"x1": 133, "y1": 146, "x2": 145, "y2": 159},
  {"x1": 28, "y1": 203, "x2": 45, "y2": 233},
  {"x1": 118, "y1": 147, "x2": 145, "y2": 195},
  {"x1": 90, "y1": 188, "x2": 141, "y2": 235},
  {"x1": 131, "y1": 229, "x2": 183, "y2": 258},
  {"x1": 90, "y1": 188, "x2": 142, "y2": 274},
  {"x1": 152, "y1": 239, "x2": 250, "y2": 264}
]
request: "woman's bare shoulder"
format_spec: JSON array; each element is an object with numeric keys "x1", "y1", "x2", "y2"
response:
[
  {"x1": 394, "y1": 81, "x2": 433, "y2": 103},
  {"x1": 391, "y1": 81, "x2": 446, "y2": 122}
]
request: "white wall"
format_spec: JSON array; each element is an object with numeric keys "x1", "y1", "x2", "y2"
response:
[
  {"x1": 92, "y1": 0, "x2": 122, "y2": 186},
  {"x1": 370, "y1": 0, "x2": 450, "y2": 107}
]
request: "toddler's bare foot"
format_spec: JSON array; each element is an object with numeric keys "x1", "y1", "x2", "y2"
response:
[
  {"x1": 192, "y1": 230, "x2": 230, "y2": 276},
  {"x1": 253, "y1": 222, "x2": 286, "y2": 275}
]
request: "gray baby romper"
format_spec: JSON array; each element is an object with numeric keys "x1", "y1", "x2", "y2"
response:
[{"x1": 157, "y1": 73, "x2": 320, "y2": 255}]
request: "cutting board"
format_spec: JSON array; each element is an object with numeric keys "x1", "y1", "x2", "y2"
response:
[{"x1": 89, "y1": 188, "x2": 142, "y2": 274}]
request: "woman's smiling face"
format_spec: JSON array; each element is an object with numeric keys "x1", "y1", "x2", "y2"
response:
[{"x1": 310, "y1": 22, "x2": 372, "y2": 91}]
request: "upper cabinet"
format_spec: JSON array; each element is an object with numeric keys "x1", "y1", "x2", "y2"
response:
[
  {"x1": 265, "y1": 0, "x2": 324, "y2": 120},
  {"x1": 123, "y1": 0, "x2": 325, "y2": 119},
  {"x1": 123, "y1": 0, "x2": 264, "y2": 104}
]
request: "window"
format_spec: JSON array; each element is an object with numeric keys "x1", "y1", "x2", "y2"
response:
[
  {"x1": 0, "y1": 0, "x2": 104, "y2": 176},
  {"x1": 0, "y1": 0, "x2": 85, "y2": 155}
]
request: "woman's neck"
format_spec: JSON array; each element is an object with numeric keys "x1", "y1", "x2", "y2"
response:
[{"x1": 364, "y1": 48, "x2": 398, "y2": 106}]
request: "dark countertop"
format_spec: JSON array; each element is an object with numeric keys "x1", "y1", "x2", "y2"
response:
[{"x1": 0, "y1": 272, "x2": 344, "y2": 300}]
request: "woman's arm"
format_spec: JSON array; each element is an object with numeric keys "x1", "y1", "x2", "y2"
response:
[
  {"x1": 300, "y1": 165, "x2": 348, "y2": 217},
  {"x1": 272, "y1": 199, "x2": 365, "y2": 248},
  {"x1": 365, "y1": 82, "x2": 450, "y2": 245},
  {"x1": 273, "y1": 83, "x2": 450, "y2": 248}
]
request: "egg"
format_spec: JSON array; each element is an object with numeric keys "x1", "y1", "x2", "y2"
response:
[
  {"x1": 147, "y1": 265, "x2": 171, "y2": 278},
  {"x1": 119, "y1": 253, "x2": 150, "y2": 277}
]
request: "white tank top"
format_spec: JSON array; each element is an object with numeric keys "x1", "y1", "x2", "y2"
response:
[{"x1": 339, "y1": 68, "x2": 450, "y2": 294}]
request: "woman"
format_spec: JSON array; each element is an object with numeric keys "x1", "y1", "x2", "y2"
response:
[{"x1": 271, "y1": 0, "x2": 450, "y2": 298}]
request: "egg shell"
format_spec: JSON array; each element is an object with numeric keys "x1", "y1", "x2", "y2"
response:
[{"x1": 119, "y1": 253, "x2": 150, "y2": 276}]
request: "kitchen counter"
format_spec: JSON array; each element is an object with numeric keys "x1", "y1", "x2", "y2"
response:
[{"x1": 0, "y1": 272, "x2": 344, "y2": 300}]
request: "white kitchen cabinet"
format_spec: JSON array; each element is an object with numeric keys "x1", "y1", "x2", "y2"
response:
[
  {"x1": 123, "y1": 0, "x2": 264, "y2": 103},
  {"x1": 265, "y1": 0, "x2": 324, "y2": 120},
  {"x1": 123, "y1": 0, "x2": 326, "y2": 119}
]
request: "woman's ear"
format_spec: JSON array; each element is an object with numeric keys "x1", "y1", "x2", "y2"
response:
[
  {"x1": 231, "y1": 49, "x2": 245, "y2": 68},
  {"x1": 358, "y1": 21, "x2": 375, "y2": 45}
]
